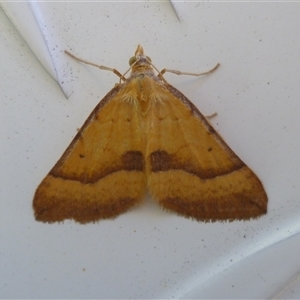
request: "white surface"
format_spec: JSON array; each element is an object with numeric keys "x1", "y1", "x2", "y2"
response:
[{"x1": 1, "y1": 2, "x2": 300, "y2": 299}]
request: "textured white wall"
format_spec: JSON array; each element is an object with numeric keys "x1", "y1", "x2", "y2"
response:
[{"x1": 1, "y1": 2, "x2": 300, "y2": 298}]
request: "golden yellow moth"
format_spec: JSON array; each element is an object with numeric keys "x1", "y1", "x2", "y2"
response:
[{"x1": 33, "y1": 45, "x2": 267, "y2": 223}]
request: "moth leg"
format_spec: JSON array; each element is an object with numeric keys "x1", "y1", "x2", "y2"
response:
[
  {"x1": 64, "y1": 50, "x2": 126, "y2": 82},
  {"x1": 205, "y1": 112, "x2": 218, "y2": 119},
  {"x1": 158, "y1": 63, "x2": 220, "y2": 80}
]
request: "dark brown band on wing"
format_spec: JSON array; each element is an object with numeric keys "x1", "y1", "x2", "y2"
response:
[
  {"x1": 121, "y1": 151, "x2": 145, "y2": 171},
  {"x1": 150, "y1": 150, "x2": 245, "y2": 179},
  {"x1": 160, "y1": 195, "x2": 267, "y2": 221},
  {"x1": 50, "y1": 150, "x2": 144, "y2": 184},
  {"x1": 34, "y1": 196, "x2": 139, "y2": 224}
]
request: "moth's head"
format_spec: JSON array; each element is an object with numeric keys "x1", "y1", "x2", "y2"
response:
[{"x1": 128, "y1": 45, "x2": 152, "y2": 73}]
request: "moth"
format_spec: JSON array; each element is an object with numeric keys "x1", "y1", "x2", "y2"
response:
[{"x1": 33, "y1": 45, "x2": 267, "y2": 223}]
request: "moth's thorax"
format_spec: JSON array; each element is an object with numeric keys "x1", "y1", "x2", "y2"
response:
[{"x1": 130, "y1": 56, "x2": 155, "y2": 77}]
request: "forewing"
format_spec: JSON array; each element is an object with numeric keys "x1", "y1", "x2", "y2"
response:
[
  {"x1": 146, "y1": 83, "x2": 267, "y2": 221},
  {"x1": 33, "y1": 86, "x2": 146, "y2": 223}
]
